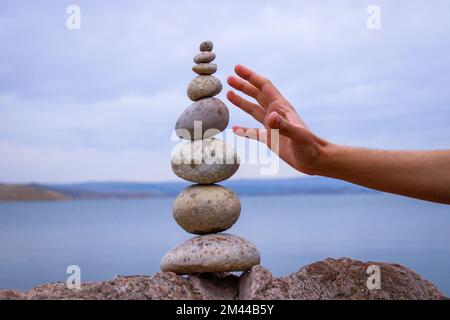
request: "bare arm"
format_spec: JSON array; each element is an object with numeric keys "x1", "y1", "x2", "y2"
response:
[
  {"x1": 316, "y1": 146, "x2": 450, "y2": 204},
  {"x1": 227, "y1": 64, "x2": 450, "y2": 205}
]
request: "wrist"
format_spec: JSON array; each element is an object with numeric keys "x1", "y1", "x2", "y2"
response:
[{"x1": 305, "y1": 139, "x2": 341, "y2": 177}]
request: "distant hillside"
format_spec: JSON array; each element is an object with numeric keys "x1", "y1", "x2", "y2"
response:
[
  {"x1": 0, "y1": 184, "x2": 68, "y2": 202},
  {"x1": 0, "y1": 177, "x2": 375, "y2": 202},
  {"x1": 43, "y1": 177, "x2": 374, "y2": 198}
]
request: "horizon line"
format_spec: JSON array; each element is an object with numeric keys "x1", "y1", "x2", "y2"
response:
[{"x1": 1, "y1": 175, "x2": 315, "y2": 186}]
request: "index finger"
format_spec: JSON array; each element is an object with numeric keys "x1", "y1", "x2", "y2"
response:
[{"x1": 234, "y1": 64, "x2": 282, "y2": 99}]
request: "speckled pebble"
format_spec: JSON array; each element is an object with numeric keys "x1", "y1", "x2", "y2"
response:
[
  {"x1": 171, "y1": 138, "x2": 240, "y2": 184},
  {"x1": 194, "y1": 52, "x2": 216, "y2": 64},
  {"x1": 175, "y1": 97, "x2": 229, "y2": 140},
  {"x1": 187, "y1": 75, "x2": 222, "y2": 101},
  {"x1": 173, "y1": 184, "x2": 241, "y2": 234},
  {"x1": 192, "y1": 63, "x2": 217, "y2": 75},
  {"x1": 160, "y1": 233, "x2": 261, "y2": 273}
]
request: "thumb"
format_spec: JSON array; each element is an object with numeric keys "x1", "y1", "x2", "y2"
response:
[{"x1": 267, "y1": 111, "x2": 298, "y2": 139}]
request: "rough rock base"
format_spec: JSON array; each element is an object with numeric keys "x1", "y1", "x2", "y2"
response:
[{"x1": 0, "y1": 258, "x2": 445, "y2": 300}]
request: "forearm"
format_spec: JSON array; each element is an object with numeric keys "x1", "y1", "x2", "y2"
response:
[{"x1": 314, "y1": 143, "x2": 450, "y2": 204}]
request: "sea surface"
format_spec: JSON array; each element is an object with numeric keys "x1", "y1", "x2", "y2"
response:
[{"x1": 0, "y1": 193, "x2": 449, "y2": 296}]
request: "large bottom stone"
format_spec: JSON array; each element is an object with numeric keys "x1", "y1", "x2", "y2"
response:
[{"x1": 160, "y1": 233, "x2": 260, "y2": 274}]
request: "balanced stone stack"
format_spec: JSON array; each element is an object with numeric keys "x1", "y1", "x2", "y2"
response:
[{"x1": 161, "y1": 41, "x2": 261, "y2": 274}]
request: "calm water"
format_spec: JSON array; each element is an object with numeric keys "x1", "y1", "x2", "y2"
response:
[{"x1": 0, "y1": 194, "x2": 449, "y2": 296}]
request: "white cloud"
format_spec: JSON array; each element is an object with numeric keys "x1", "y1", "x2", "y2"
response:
[{"x1": 0, "y1": 1, "x2": 449, "y2": 182}]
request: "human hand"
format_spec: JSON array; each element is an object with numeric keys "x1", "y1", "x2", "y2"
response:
[
  {"x1": 227, "y1": 65, "x2": 329, "y2": 175},
  {"x1": 228, "y1": 65, "x2": 450, "y2": 204}
]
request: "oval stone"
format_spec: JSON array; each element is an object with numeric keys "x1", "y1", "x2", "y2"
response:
[
  {"x1": 171, "y1": 138, "x2": 240, "y2": 184},
  {"x1": 192, "y1": 63, "x2": 217, "y2": 75},
  {"x1": 160, "y1": 233, "x2": 261, "y2": 273},
  {"x1": 175, "y1": 97, "x2": 229, "y2": 140},
  {"x1": 194, "y1": 51, "x2": 216, "y2": 63},
  {"x1": 173, "y1": 185, "x2": 241, "y2": 234},
  {"x1": 187, "y1": 75, "x2": 222, "y2": 101},
  {"x1": 199, "y1": 40, "x2": 213, "y2": 52}
]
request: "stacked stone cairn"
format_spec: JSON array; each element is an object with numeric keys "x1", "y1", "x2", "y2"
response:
[{"x1": 161, "y1": 41, "x2": 261, "y2": 274}]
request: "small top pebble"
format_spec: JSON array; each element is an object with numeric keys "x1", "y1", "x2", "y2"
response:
[{"x1": 200, "y1": 40, "x2": 213, "y2": 52}]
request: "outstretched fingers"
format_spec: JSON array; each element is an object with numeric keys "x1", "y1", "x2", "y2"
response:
[
  {"x1": 232, "y1": 125, "x2": 268, "y2": 143},
  {"x1": 232, "y1": 125, "x2": 281, "y2": 151},
  {"x1": 234, "y1": 64, "x2": 282, "y2": 100},
  {"x1": 227, "y1": 75, "x2": 259, "y2": 99},
  {"x1": 227, "y1": 91, "x2": 265, "y2": 123}
]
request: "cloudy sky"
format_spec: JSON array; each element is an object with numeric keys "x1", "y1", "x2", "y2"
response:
[{"x1": 0, "y1": 0, "x2": 449, "y2": 183}]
